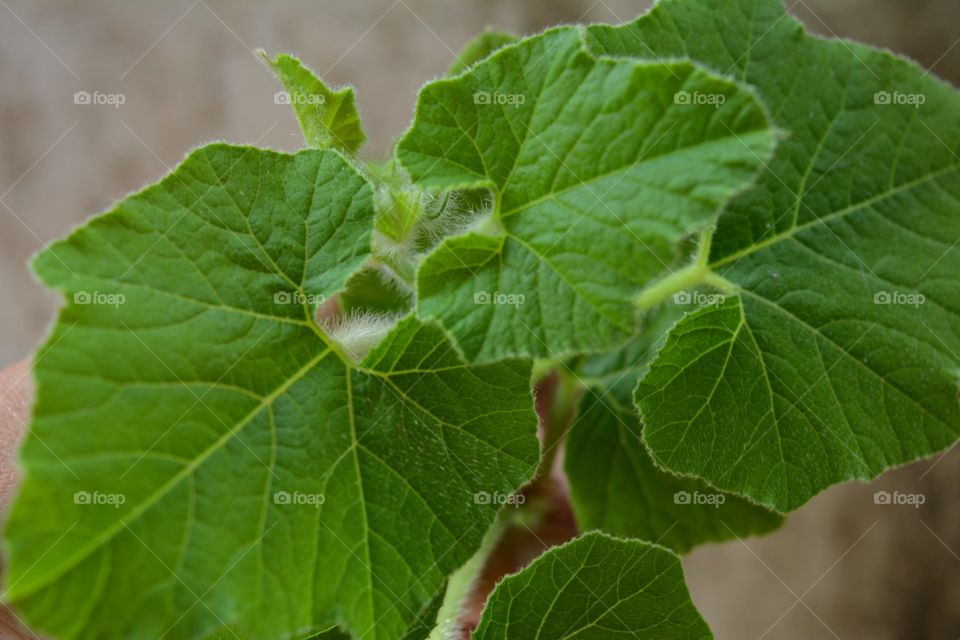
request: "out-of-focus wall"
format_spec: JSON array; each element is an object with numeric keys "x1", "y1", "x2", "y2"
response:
[{"x1": 1, "y1": 1, "x2": 958, "y2": 639}]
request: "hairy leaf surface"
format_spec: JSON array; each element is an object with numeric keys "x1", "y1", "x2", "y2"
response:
[
  {"x1": 398, "y1": 27, "x2": 775, "y2": 362},
  {"x1": 265, "y1": 53, "x2": 366, "y2": 153},
  {"x1": 565, "y1": 308, "x2": 783, "y2": 553},
  {"x1": 3, "y1": 145, "x2": 539, "y2": 640},
  {"x1": 589, "y1": 0, "x2": 960, "y2": 511},
  {"x1": 472, "y1": 532, "x2": 712, "y2": 639}
]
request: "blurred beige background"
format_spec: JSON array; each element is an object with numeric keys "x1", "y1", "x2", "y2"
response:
[{"x1": 1, "y1": 0, "x2": 959, "y2": 638}]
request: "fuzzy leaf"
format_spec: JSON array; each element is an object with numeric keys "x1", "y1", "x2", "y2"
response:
[
  {"x1": 265, "y1": 52, "x2": 366, "y2": 153},
  {"x1": 398, "y1": 26, "x2": 775, "y2": 362},
  {"x1": 589, "y1": 0, "x2": 960, "y2": 511},
  {"x1": 566, "y1": 309, "x2": 783, "y2": 553},
  {"x1": 3, "y1": 144, "x2": 539, "y2": 640},
  {"x1": 472, "y1": 532, "x2": 712, "y2": 639}
]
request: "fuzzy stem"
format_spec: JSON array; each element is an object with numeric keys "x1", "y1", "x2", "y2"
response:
[
  {"x1": 536, "y1": 367, "x2": 581, "y2": 483},
  {"x1": 633, "y1": 226, "x2": 735, "y2": 311},
  {"x1": 427, "y1": 511, "x2": 511, "y2": 640}
]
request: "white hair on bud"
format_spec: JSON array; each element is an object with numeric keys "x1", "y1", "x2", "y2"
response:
[
  {"x1": 372, "y1": 225, "x2": 416, "y2": 261},
  {"x1": 320, "y1": 311, "x2": 399, "y2": 362},
  {"x1": 418, "y1": 190, "x2": 465, "y2": 240},
  {"x1": 416, "y1": 190, "x2": 492, "y2": 251},
  {"x1": 373, "y1": 262, "x2": 416, "y2": 300},
  {"x1": 372, "y1": 186, "x2": 420, "y2": 261},
  {"x1": 451, "y1": 192, "x2": 497, "y2": 239}
]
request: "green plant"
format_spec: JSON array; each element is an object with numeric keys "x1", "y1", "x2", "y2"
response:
[{"x1": 4, "y1": 0, "x2": 958, "y2": 638}]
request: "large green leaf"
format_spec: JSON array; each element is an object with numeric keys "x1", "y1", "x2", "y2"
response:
[
  {"x1": 472, "y1": 532, "x2": 712, "y2": 639},
  {"x1": 565, "y1": 308, "x2": 783, "y2": 553},
  {"x1": 589, "y1": 0, "x2": 960, "y2": 511},
  {"x1": 398, "y1": 26, "x2": 775, "y2": 362},
  {"x1": 3, "y1": 144, "x2": 539, "y2": 640}
]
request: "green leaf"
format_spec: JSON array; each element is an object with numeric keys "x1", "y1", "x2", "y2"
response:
[
  {"x1": 3, "y1": 144, "x2": 539, "y2": 640},
  {"x1": 448, "y1": 29, "x2": 518, "y2": 75},
  {"x1": 397, "y1": 26, "x2": 776, "y2": 362},
  {"x1": 264, "y1": 52, "x2": 366, "y2": 153},
  {"x1": 589, "y1": 0, "x2": 960, "y2": 511},
  {"x1": 566, "y1": 308, "x2": 783, "y2": 553},
  {"x1": 472, "y1": 532, "x2": 712, "y2": 639}
]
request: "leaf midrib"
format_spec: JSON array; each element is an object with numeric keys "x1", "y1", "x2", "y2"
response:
[{"x1": 498, "y1": 129, "x2": 772, "y2": 219}]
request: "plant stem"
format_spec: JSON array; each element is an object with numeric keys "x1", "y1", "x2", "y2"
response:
[
  {"x1": 427, "y1": 511, "x2": 511, "y2": 640},
  {"x1": 633, "y1": 226, "x2": 736, "y2": 311},
  {"x1": 536, "y1": 366, "x2": 581, "y2": 483},
  {"x1": 427, "y1": 366, "x2": 583, "y2": 638}
]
